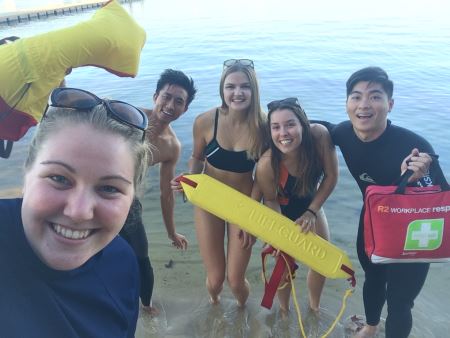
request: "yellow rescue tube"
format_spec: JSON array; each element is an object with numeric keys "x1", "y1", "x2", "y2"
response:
[{"x1": 181, "y1": 174, "x2": 354, "y2": 280}]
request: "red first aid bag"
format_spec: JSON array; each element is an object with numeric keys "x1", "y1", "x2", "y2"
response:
[{"x1": 364, "y1": 170, "x2": 450, "y2": 263}]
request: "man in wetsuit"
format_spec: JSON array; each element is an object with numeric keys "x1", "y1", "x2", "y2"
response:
[
  {"x1": 320, "y1": 66, "x2": 447, "y2": 338},
  {"x1": 120, "y1": 69, "x2": 197, "y2": 314}
]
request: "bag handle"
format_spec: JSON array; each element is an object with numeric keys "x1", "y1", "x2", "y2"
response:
[
  {"x1": 394, "y1": 170, "x2": 414, "y2": 194},
  {"x1": 395, "y1": 164, "x2": 450, "y2": 194},
  {"x1": 0, "y1": 140, "x2": 13, "y2": 159}
]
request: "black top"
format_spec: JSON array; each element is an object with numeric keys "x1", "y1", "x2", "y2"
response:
[
  {"x1": 0, "y1": 198, "x2": 139, "y2": 338},
  {"x1": 204, "y1": 109, "x2": 256, "y2": 173},
  {"x1": 278, "y1": 164, "x2": 314, "y2": 221},
  {"x1": 326, "y1": 120, "x2": 446, "y2": 196}
]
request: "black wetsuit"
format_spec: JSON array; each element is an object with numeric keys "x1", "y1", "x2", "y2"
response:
[
  {"x1": 119, "y1": 198, "x2": 154, "y2": 307},
  {"x1": 325, "y1": 120, "x2": 447, "y2": 338}
]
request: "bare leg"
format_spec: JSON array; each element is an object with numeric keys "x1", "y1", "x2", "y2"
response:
[
  {"x1": 226, "y1": 223, "x2": 252, "y2": 307},
  {"x1": 195, "y1": 207, "x2": 226, "y2": 304},
  {"x1": 206, "y1": 278, "x2": 222, "y2": 305},
  {"x1": 307, "y1": 270, "x2": 325, "y2": 312},
  {"x1": 277, "y1": 273, "x2": 292, "y2": 313},
  {"x1": 308, "y1": 209, "x2": 330, "y2": 311},
  {"x1": 141, "y1": 301, "x2": 160, "y2": 316}
]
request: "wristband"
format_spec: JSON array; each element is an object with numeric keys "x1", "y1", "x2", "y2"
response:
[{"x1": 306, "y1": 208, "x2": 317, "y2": 218}]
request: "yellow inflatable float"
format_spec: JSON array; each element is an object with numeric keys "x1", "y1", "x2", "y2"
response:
[
  {"x1": 180, "y1": 174, "x2": 355, "y2": 281},
  {"x1": 0, "y1": 0, "x2": 146, "y2": 145}
]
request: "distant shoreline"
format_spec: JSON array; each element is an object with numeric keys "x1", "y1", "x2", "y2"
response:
[
  {"x1": 0, "y1": 187, "x2": 22, "y2": 198},
  {"x1": 0, "y1": 0, "x2": 141, "y2": 25}
]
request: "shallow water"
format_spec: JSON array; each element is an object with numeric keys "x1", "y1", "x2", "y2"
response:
[
  {"x1": 130, "y1": 179, "x2": 449, "y2": 338},
  {"x1": 1, "y1": 1, "x2": 450, "y2": 336}
]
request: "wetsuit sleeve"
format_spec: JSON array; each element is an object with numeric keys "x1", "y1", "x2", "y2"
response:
[
  {"x1": 428, "y1": 157, "x2": 449, "y2": 186},
  {"x1": 310, "y1": 120, "x2": 336, "y2": 133},
  {"x1": 310, "y1": 120, "x2": 338, "y2": 146}
]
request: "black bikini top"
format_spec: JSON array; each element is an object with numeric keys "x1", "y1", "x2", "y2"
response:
[{"x1": 204, "y1": 109, "x2": 255, "y2": 173}]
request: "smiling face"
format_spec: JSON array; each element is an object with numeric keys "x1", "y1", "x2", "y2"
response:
[
  {"x1": 153, "y1": 84, "x2": 189, "y2": 124},
  {"x1": 346, "y1": 81, "x2": 394, "y2": 142},
  {"x1": 270, "y1": 108, "x2": 303, "y2": 156},
  {"x1": 21, "y1": 124, "x2": 135, "y2": 270},
  {"x1": 222, "y1": 71, "x2": 252, "y2": 113}
]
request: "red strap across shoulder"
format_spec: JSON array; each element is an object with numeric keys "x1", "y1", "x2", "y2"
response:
[
  {"x1": 278, "y1": 164, "x2": 290, "y2": 205},
  {"x1": 279, "y1": 163, "x2": 289, "y2": 189}
]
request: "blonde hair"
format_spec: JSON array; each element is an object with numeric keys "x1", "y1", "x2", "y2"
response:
[{"x1": 25, "y1": 105, "x2": 150, "y2": 194}]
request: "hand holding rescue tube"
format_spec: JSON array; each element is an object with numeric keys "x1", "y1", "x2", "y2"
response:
[{"x1": 180, "y1": 174, "x2": 355, "y2": 283}]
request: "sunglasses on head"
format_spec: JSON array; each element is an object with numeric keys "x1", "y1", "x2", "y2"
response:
[
  {"x1": 45, "y1": 87, "x2": 148, "y2": 140},
  {"x1": 223, "y1": 59, "x2": 254, "y2": 69},
  {"x1": 267, "y1": 97, "x2": 302, "y2": 112}
]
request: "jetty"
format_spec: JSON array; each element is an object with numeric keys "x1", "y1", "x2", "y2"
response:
[{"x1": 0, "y1": 0, "x2": 139, "y2": 25}]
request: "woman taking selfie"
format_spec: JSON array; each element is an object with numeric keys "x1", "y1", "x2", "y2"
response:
[{"x1": 0, "y1": 87, "x2": 149, "y2": 337}]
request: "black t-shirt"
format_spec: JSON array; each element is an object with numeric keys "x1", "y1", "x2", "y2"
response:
[
  {"x1": 0, "y1": 198, "x2": 139, "y2": 338},
  {"x1": 321, "y1": 120, "x2": 446, "y2": 196}
]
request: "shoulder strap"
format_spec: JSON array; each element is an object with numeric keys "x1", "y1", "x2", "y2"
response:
[
  {"x1": 213, "y1": 108, "x2": 219, "y2": 139},
  {"x1": 261, "y1": 245, "x2": 298, "y2": 310},
  {"x1": 277, "y1": 163, "x2": 290, "y2": 205},
  {"x1": 0, "y1": 140, "x2": 14, "y2": 159},
  {"x1": 395, "y1": 162, "x2": 450, "y2": 194},
  {"x1": 279, "y1": 163, "x2": 289, "y2": 190}
]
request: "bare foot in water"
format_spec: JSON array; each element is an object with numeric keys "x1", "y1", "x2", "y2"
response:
[
  {"x1": 353, "y1": 324, "x2": 378, "y2": 338},
  {"x1": 209, "y1": 295, "x2": 220, "y2": 305},
  {"x1": 279, "y1": 306, "x2": 290, "y2": 320},
  {"x1": 309, "y1": 306, "x2": 320, "y2": 316},
  {"x1": 141, "y1": 305, "x2": 160, "y2": 317}
]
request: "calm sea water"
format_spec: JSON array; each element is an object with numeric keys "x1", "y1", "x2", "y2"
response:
[{"x1": 1, "y1": 1, "x2": 449, "y2": 337}]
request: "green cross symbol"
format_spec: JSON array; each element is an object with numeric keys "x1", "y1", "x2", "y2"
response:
[{"x1": 404, "y1": 219, "x2": 444, "y2": 251}]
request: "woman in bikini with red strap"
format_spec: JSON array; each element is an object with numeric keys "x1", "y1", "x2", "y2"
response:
[{"x1": 254, "y1": 97, "x2": 338, "y2": 314}]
